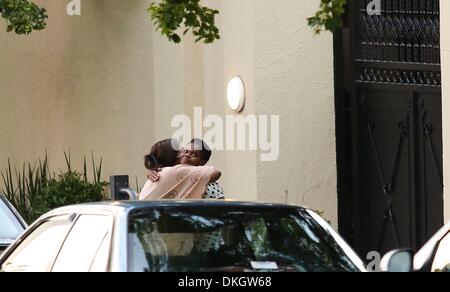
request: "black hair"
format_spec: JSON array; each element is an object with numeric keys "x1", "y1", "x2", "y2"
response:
[
  {"x1": 144, "y1": 139, "x2": 179, "y2": 170},
  {"x1": 190, "y1": 138, "x2": 212, "y2": 163}
]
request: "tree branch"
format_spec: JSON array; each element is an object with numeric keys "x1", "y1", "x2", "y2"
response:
[
  {"x1": 0, "y1": 0, "x2": 47, "y2": 35},
  {"x1": 148, "y1": 0, "x2": 220, "y2": 44},
  {"x1": 308, "y1": 0, "x2": 347, "y2": 34}
]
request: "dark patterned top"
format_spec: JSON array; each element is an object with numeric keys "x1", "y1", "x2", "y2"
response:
[{"x1": 203, "y1": 182, "x2": 225, "y2": 199}]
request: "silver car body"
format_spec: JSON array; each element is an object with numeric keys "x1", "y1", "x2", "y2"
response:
[
  {"x1": 0, "y1": 194, "x2": 27, "y2": 254},
  {"x1": 0, "y1": 200, "x2": 366, "y2": 272}
]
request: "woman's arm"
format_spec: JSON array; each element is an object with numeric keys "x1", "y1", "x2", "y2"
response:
[{"x1": 209, "y1": 168, "x2": 221, "y2": 182}]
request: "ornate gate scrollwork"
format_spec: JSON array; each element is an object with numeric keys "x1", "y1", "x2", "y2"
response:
[
  {"x1": 335, "y1": 0, "x2": 443, "y2": 256},
  {"x1": 367, "y1": 118, "x2": 408, "y2": 250}
]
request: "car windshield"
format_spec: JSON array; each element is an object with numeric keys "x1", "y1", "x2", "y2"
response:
[
  {"x1": 0, "y1": 198, "x2": 24, "y2": 242},
  {"x1": 127, "y1": 206, "x2": 362, "y2": 272}
]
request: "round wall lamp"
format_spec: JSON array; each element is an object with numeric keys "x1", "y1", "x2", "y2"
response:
[{"x1": 227, "y1": 76, "x2": 246, "y2": 112}]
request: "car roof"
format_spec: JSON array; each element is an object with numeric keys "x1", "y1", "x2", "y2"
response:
[{"x1": 44, "y1": 200, "x2": 308, "y2": 216}]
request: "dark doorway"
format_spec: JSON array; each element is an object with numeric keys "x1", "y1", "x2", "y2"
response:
[{"x1": 335, "y1": 0, "x2": 443, "y2": 257}]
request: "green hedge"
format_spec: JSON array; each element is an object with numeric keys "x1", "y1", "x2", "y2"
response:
[{"x1": 1, "y1": 152, "x2": 107, "y2": 223}]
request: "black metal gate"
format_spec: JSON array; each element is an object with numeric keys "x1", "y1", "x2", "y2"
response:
[{"x1": 335, "y1": 0, "x2": 443, "y2": 257}]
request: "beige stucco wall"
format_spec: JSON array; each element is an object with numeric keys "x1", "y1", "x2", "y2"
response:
[
  {"x1": 253, "y1": 0, "x2": 337, "y2": 224},
  {"x1": 152, "y1": 0, "x2": 258, "y2": 201},
  {"x1": 151, "y1": 0, "x2": 336, "y2": 222},
  {"x1": 440, "y1": 0, "x2": 450, "y2": 222},
  {"x1": 203, "y1": 0, "x2": 258, "y2": 201},
  {"x1": 1, "y1": 0, "x2": 336, "y2": 221},
  {"x1": 0, "y1": 0, "x2": 154, "y2": 185}
]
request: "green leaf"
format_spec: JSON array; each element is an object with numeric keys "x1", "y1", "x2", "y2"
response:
[
  {"x1": 308, "y1": 0, "x2": 347, "y2": 34},
  {"x1": 0, "y1": 0, "x2": 47, "y2": 35},
  {"x1": 170, "y1": 33, "x2": 181, "y2": 43},
  {"x1": 148, "y1": 0, "x2": 220, "y2": 44}
]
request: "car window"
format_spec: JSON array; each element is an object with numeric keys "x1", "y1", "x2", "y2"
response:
[
  {"x1": 52, "y1": 215, "x2": 112, "y2": 272},
  {"x1": 128, "y1": 206, "x2": 363, "y2": 272},
  {"x1": 431, "y1": 233, "x2": 450, "y2": 272},
  {"x1": 0, "y1": 198, "x2": 24, "y2": 241},
  {"x1": 1, "y1": 216, "x2": 73, "y2": 272}
]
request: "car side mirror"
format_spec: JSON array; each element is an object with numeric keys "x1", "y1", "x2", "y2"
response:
[{"x1": 380, "y1": 249, "x2": 414, "y2": 272}]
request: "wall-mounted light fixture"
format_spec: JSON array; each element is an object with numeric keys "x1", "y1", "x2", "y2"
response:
[{"x1": 227, "y1": 76, "x2": 245, "y2": 112}]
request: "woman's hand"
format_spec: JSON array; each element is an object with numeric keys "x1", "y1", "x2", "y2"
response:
[{"x1": 147, "y1": 168, "x2": 162, "y2": 182}]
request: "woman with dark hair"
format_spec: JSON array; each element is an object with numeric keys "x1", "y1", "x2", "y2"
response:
[
  {"x1": 144, "y1": 139, "x2": 179, "y2": 170},
  {"x1": 139, "y1": 139, "x2": 222, "y2": 201}
]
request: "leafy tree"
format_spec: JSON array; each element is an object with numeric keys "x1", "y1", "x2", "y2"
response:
[
  {"x1": 0, "y1": 0, "x2": 47, "y2": 34},
  {"x1": 150, "y1": 0, "x2": 347, "y2": 42},
  {"x1": 308, "y1": 0, "x2": 347, "y2": 34},
  {"x1": 0, "y1": 0, "x2": 221, "y2": 43},
  {"x1": 0, "y1": 0, "x2": 346, "y2": 41},
  {"x1": 148, "y1": 0, "x2": 220, "y2": 44}
]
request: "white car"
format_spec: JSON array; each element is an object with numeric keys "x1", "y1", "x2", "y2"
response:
[
  {"x1": 0, "y1": 194, "x2": 27, "y2": 254},
  {"x1": 381, "y1": 221, "x2": 450, "y2": 272},
  {"x1": 0, "y1": 200, "x2": 366, "y2": 272}
]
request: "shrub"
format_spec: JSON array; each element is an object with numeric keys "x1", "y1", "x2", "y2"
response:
[{"x1": 1, "y1": 152, "x2": 107, "y2": 223}]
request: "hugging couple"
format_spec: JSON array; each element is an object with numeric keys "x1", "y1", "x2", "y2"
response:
[{"x1": 138, "y1": 138, "x2": 224, "y2": 201}]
